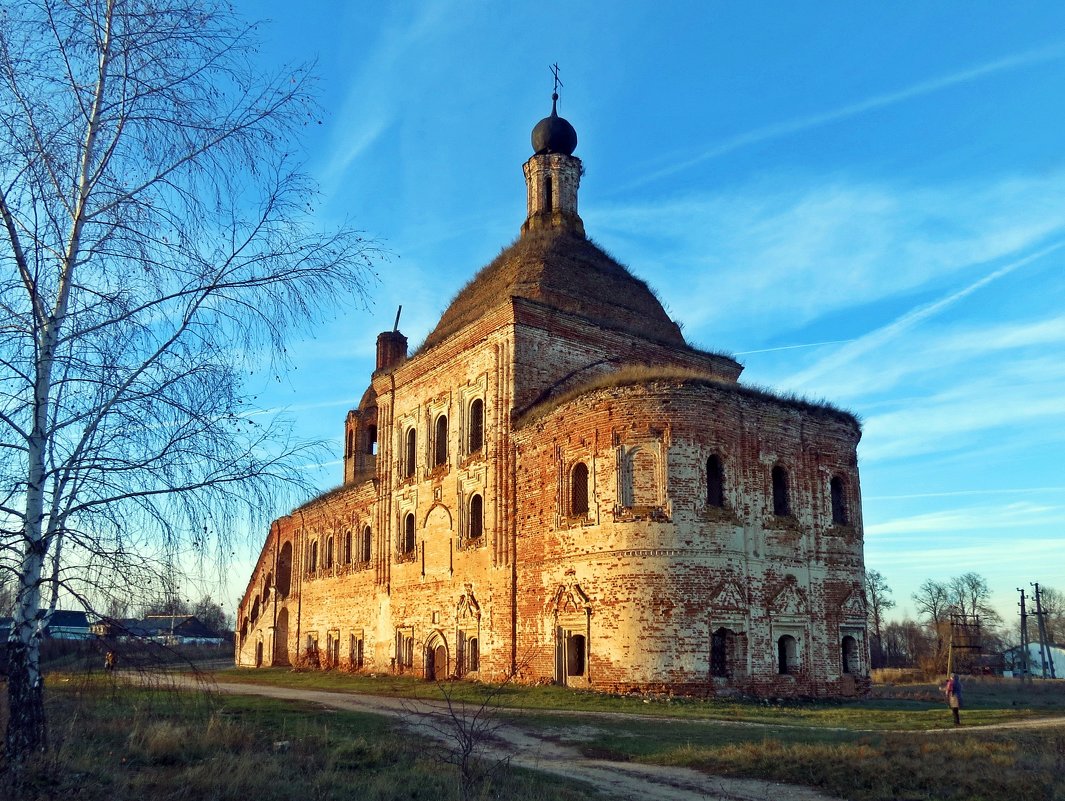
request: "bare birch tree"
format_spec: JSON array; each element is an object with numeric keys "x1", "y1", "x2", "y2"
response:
[{"x1": 0, "y1": 0, "x2": 376, "y2": 759}]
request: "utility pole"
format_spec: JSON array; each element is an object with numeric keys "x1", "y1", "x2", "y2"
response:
[
  {"x1": 1017, "y1": 587, "x2": 1031, "y2": 682},
  {"x1": 1032, "y1": 583, "x2": 1057, "y2": 679}
]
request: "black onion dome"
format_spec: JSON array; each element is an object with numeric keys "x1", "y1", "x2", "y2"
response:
[{"x1": 531, "y1": 93, "x2": 577, "y2": 155}]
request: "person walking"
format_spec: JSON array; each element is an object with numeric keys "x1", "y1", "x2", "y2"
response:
[{"x1": 944, "y1": 672, "x2": 962, "y2": 726}]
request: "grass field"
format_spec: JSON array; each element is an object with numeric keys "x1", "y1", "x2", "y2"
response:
[{"x1": 3, "y1": 668, "x2": 1064, "y2": 801}]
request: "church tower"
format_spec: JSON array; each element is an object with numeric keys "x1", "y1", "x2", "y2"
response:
[{"x1": 521, "y1": 92, "x2": 584, "y2": 237}]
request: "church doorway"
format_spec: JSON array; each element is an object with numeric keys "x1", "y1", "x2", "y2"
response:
[
  {"x1": 425, "y1": 633, "x2": 448, "y2": 681},
  {"x1": 273, "y1": 608, "x2": 289, "y2": 666},
  {"x1": 254, "y1": 639, "x2": 263, "y2": 667}
]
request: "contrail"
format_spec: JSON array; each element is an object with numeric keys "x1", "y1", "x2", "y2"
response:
[{"x1": 625, "y1": 42, "x2": 1065, "y2": 191}]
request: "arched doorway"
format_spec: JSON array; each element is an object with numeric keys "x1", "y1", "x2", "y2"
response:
[
  {"x1": 425, "y1": 633, "x2": 448, "y2": 681},
  {"x1": 274, "y1": 607, "x2": 289, "y2": 666},
  {"x1": 841, "y1": 635, "x2": 859, "y2": 674},
  {"x1": 254, "y1": 639, "x2": 264, "y2": 667}
]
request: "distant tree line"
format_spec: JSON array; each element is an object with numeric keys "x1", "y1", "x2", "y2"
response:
[{"x1": 868, "y1": 570, "x2": 1062, "y2": 673}]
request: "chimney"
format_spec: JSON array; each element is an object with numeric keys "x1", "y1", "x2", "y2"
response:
[{"x1": 376, "y1": 330, "x2": 407, "y2": 372}]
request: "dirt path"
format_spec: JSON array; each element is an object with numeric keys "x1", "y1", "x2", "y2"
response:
[{"x1": 202, "y1": 680, "x2": 843, "y2": 801}]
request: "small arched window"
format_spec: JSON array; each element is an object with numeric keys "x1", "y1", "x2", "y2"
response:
[
  {"x1": 366, "y1": 424, "x2": 378, "y2": 455},
  {"x1": 706, "y1": 454, "x2": 725, "y2": 508},
  {"x1": 344, "y1": 530, "x2": 352, "y2": 564},
  {"x1": 362, "y1": 526, "x2": 372, "y2": 563},
  {"x1": 830, "y1": 476, "x2": 848, "y2": 525},
  {"x1": 434, "y1": 415, "x2": 448, "y2": 467},
  {"x1": 772, "y1": 465, "x2": 790, "y2": 517},
  {"x1": 571, "y1": 462, "x2": 589, "y2": 516},
  {"x1": 325, "y1": 536, "x2": 334, "y2": 569},
  {"x1": 841, "y1": 635, "x2": 859, "y2": 674},
  {"x1": 405, "y1": 428, "x2": 417, "y2": 478},
  {"x1": 309, "y1": 540, "x2": 318, "y2": 573},
  {"x1": 403, "y1": 513, "x2": 416, "y2": 555},
  {"x1": 468, "y1": 399, "x2": 484, "y2": 453},
  {"x1": 469, "y1": 494, "x2": 483, "y2": 541}
]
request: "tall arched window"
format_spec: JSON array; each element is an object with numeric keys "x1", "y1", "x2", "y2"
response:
[
  {"x1": 434, "y1": 415, "x2": 448, "y2": 467},
  {"x1": 362, "y1": 526, "x2": 372, "y2": 563},
  {"x1": 830, "y1": 476, "x2": 848, "y2": 525},
  {"x1": 772, "y1": 465, "x2": 790, "y2": 517},
  {"x1": 276, "y1": 542, "x2": 292, "y2": 596},
  {"x1": 468, "y1": 493, "x2": 483, "y2": 541},
  {"x1": 309, "y1": 540, "x2": 318, "y2": 573},
  {"x1": 325, "y1": 536, "x2": 334, "y2": 569},
  {"x1": 366, "y1": 424, "x2": 378, "y2": 455},
  {"x1": 403, "y1": 513, "x2": 416, "y2": 555},
  {"x1": 706, "y1": 454, "x2": 725, "y2": 508},
  {"x1": 344, "y1": 530, "x2": 353, "y2": 564},
  {"x1": 468, "y1": 399, "x2": 484, "y2": 453},
  {"x1": 404, "y1": 428, "x2": 417, "y2": 478},
  {"x1": 571, "y1": 462, "x2": 589, "y2": 516},
  {"x1": 345, "y1": 429, "x2": 354, "y2": 457}
]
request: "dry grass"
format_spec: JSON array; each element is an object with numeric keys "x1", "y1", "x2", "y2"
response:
[{"x1": 514, "y1": 366, "x2": 860, "y2": 428}]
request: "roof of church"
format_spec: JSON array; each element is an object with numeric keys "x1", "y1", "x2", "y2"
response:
[{"x1": 419, "y1": 228, "x2": 686, "y2": 353}]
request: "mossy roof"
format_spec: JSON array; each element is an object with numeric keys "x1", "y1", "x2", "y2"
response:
[{"x1": 420, "y1": 228, "x2": 685, "y2": 353}]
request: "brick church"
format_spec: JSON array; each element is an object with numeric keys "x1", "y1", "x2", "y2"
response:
[{"x1": 236, "y1": 93, "x2": 869, "y2": 696}]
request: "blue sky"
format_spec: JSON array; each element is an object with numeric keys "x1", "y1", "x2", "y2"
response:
[{"x1": 218, "y1": 1, "x2": 1065, "y2": 629}]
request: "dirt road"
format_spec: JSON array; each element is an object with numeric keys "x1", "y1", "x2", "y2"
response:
[{"x1": 203, "y1": 679, "x2": 843, "y2": 801}]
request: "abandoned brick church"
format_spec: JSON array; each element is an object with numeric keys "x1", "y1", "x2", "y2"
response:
[{"x1": 236, "y1": 94, "x2": 869, "y2": 696}]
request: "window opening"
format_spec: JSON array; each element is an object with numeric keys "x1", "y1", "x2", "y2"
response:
[
  {"x1": 403, "y1": 513, "x2": 416, "y2": 555},
  {"x1": 434, "y1": 415, "x2": 448, "y2": 467},
  {"x1": 346, "y1": 429, "x2": 354, "y2": 457},
  {"x1": 711, "y1": 627, "x2": 734, "y2": 677},
  {"x1": 772, "y1": 466, "x2": 790, "y2": 516},
  {"x1": 469, "y1": 494, "x2": 483, "y2": 541},
  {"x1": 830, "y1": 476, "x2": 848, "y2": 525},
  {"x1": 366, "y1": 424, "x2": 377, "y2": 455},
  {"x1": 362, "y1": 526, "x2": 372, "y2": 563},
  {"x1": 325, "y1": 536, "x2": 334, "y2": 569},
  {"x1": 571, "y1": 462, "x2": 589, "y2": 516},
  {"x1": 405, "y1": 428, "x2": 416, "y2": 478},
  {"x1": 309, "y1": 540, "x2": 318, "y2": 573},
  {"x1": 344, "y1": 530, "x2": 352, "y2": 564},
  {"x1": 468, "y1": 398, "x2": 484, "y2": 453},
  {"x1": 468, "y1": 637, "x2": 479, "y2": 672},
  {"x1": 706, "y1": 454, "x2": 725, "y2": 508}
]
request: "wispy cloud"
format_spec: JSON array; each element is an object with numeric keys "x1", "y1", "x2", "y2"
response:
[
  {"x1": 786, "y1": 241, "x2": 1065, "y2": 391},
  {"x1": 866, "y1": 501, "x2": 1065, "y2": 537},
  {"x1": 626, "y1": 42, "x2": 1065, "y2": 190}
]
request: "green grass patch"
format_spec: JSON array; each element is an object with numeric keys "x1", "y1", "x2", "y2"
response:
[
  {"x1": 1, "y1": 675, "x2": 603, "y2": 801},
  {"x1": 212, "y1": 667, "x2": 1064, "y2": 731}
]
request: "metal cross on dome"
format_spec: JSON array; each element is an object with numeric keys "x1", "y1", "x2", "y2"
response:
[{"x1": 550, "y1": 62, "x2": 563, "y2": 96}]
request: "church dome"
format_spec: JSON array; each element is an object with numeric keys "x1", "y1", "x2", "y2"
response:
[
  {"x1": 531, "y1": 93, "x2": 577, "y2": 155},
  {"x1": 420, "y1": 228, "x2": 685, "y2": 352}
]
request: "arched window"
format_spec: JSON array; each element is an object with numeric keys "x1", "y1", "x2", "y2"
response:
[
  {"x1": 468, "y1": 494, "x2": 483, "y2": 541},
  {"x1": 362, "y1": 526, "x2": 372, "y2": 563},
  {"x1": 706, "y1": 454, "x2": 725, "y2": 508},
  {"x1": 571, "y1": 462, "x2": 589, "y2": 516},
  {"x1": 325, "y1": 536, "x2": 334, "y2": 569},
  {"x1": 467, "y1": 637, "x2": 479, "y2": 672},
  {"x1": 841, "y1": 635, "x2": 859, "y2": 674},
  {"x1": 402, "y1": 513, "x2": 416, "y2": 555},
  {"x1": 309, "y1": 540, "x2": 318, "y2": 573},
  {"x1": 772, "y1": 465, "x2": 790, "y2": 517},
  {"x1": 346, "y1": 429, "x2": 354, "y2": 457},
  {"x1": 830, "y1": 476, "x2": 848, "y2": 525},
  {"x1": 366, "y1": 424, "x2": 378, "y2": 455},
  {"x1": 250, "y1": 595, "x2": 260, "y2": 623},
  {"x1": 404, "y1": 427, "x2": 417, "y2": 478},
  {"x1": 777, "y1": 634, "x2": 798, "y2": 675},
  {"x1": 468, "y1": 399, "x2": 484, "y2": 453},
  {"x1": 344, "y1": 530, "x2": 352, "y2": 564},
  {"x1": 434, "y1": 415, "x2": 448, "y2": 467},
  {"x1": 276, "y1": 542, "x2": 292, "y2": 596}
]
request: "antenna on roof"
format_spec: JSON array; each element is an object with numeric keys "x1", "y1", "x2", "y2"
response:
[{"x1": 393, "y1": 305, "x2": 403, "y2": 332}]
